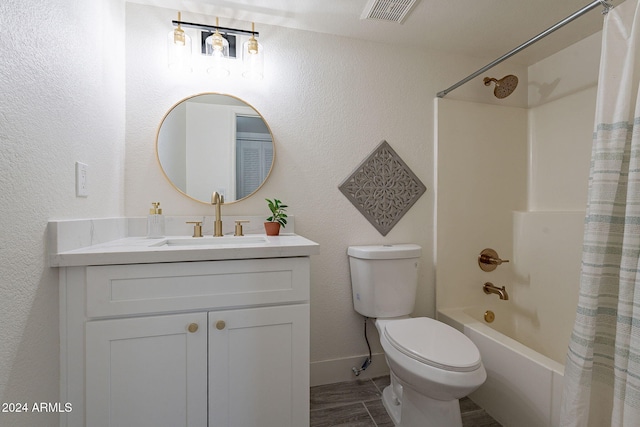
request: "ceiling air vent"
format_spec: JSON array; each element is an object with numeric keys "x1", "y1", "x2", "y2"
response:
[{"x1": 361, "y1": 0, "x2": 419, "y2": 23}]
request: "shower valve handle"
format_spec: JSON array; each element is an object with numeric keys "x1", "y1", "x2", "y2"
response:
[
  {"x1": 480, "y1": 254, "x2": 509, "y2": 265},
  {"x1": 478, "y1": 248, "x2": 509, "y2": 272}
]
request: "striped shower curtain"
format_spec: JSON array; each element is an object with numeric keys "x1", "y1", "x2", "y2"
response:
[{"x1": 561, "y1": 0, "x2": 640, "y2": 426}]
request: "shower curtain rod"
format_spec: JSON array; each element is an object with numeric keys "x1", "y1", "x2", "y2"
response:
[{"x1": 436, "y1": 0, "x2": 613, "y2": 98}]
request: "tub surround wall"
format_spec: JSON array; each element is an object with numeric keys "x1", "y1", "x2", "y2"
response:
[
  {"x1": 527, "y1": 87, "x2": 595, "y2": 211},
  {"x1": 512, "y1": 211, "x2": 584, "y2": 364},
  {"x1": 436, "y1": 29, "x2": 600, "y2": 305},
  {"x1": 527, "y1": 31, "x2": 602, "y2": 109},
  {"x1": 516, "y1": 29, "x2": 599, "y2": 361},
  {"x1": 435, "y1": 99, "x2": 528, "y2": 309},
  {"x1": 436, "y1": 29, "x2": 600, "y2": 345},
  {"x1": 436, "y1": 29, "x2": 602, "y2": 427}
]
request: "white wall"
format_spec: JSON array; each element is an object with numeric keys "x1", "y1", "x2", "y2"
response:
[{"x1": 0, "y1": 0, "x2": 126, "y2": 426}]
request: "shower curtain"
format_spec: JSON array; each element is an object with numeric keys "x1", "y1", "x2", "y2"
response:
[{"x1": 561, "y1": 1, "x2": 640, "y2": 426}]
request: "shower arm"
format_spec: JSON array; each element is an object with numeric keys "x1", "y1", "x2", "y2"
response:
[{"x1": 436, "y1": 0, "x2": 613, "y2": 98}]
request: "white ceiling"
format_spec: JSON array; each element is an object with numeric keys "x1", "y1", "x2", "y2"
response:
[{"x1": 131, "y1": 0, "x2": 614, "y2": 65}]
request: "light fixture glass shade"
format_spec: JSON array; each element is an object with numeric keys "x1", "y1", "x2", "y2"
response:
[
  {"x1": 242, "y1": 35, "x2": 264, "y2": 80},
  {"x1": 205, "y1": 31, "x2": 230, "y2": 77},
  {"x1": 167, "y1": 26, "x2": 192, "y2": 72}
]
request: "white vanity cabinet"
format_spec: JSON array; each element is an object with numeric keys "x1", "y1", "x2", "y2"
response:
[
  {"x1": 85, "y1": 312, "x2": 209, "y2": 427},
  {"x1": 208, "y1": 304, "x2": 309, "y2": 427},
  {"x1": 59, "y1": 256, "x2": 311, "y2": 427}
]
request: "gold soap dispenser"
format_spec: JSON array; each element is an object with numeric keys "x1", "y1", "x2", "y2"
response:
[{"x1": 147, "y1": 202, "x2": 165, "y2": 238}]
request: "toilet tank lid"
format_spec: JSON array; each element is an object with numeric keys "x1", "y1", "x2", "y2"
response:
[{"x1": 347, "y1": 244, "x2": 422, "y2": 260}]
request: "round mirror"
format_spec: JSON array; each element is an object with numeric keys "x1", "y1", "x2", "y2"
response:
[{"x1": 156, "y1": 93, "x2": 274, "y2": 204}]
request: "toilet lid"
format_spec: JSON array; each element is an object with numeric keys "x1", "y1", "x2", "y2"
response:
[{"x1": 384, "y1": 318, "x2": 481, "y2": 372}]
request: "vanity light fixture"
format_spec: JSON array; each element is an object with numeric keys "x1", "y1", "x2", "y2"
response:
[
  {"x1": 242, "y1": 23, "x2": 264, "y2": 80},
  {"x1": 205, "y1": 18, "x2": 230, "y2": 77},
  {"x1": 167, "y1": 12, "x2": 193, "y2": 72},
  {"x1": 169, "y1": 14, "x2": 264, "y2": 79}
]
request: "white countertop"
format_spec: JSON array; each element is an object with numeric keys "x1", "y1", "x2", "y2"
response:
[
  {"x1": 50, "y1": 233, "x2": 320, "y2": 267},
  {"x1": 48, "y1": 217, "x2": 319, "y2": 267}
]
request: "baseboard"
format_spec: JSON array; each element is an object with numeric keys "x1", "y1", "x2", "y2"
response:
[{"x1": 310, "y1": 353, "x2": 389, "y2": 386}]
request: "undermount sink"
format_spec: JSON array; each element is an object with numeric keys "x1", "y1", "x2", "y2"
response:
[{"x1": 152, "y1": 235, "x2": 269, "y2": 247}]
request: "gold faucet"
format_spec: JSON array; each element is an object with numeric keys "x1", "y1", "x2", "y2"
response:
[
  {"x1": 211, "y1": 191, "x2": 224, "y2": 237},
  {"x1": 483, "y1": 282, "x2": 509, "y2": 300}
]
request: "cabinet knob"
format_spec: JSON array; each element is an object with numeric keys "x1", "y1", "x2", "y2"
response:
[
  {"x1": 188, "y1": 323, "x2": 199, "y2": 333},
  {"x1": 215, "y1": 320, "x2": 226, "y2": 330}
]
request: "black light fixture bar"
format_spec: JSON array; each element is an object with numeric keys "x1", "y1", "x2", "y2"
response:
[{"x1": 172, "y1": 20, "x2": 259, "y2": 38}]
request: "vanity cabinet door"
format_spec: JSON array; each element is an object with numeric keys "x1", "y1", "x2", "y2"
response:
[
  {"x1": 208, "y1": 304, "x2": 310, "y2": 427},
  {"x1": 85, "y1": 313, "x2": 208, "y2": 427}
]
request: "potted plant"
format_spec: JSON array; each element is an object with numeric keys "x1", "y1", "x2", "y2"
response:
[{"x1": 264, "y1": 198, "x2": 288, "y2": 236}]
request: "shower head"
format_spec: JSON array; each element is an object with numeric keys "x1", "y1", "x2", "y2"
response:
[{"x1": 483, "y1": 75, "x2": 518, "y2": 99}]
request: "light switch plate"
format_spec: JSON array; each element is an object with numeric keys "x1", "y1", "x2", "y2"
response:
[{"x1": 75, "y1": 162, "x2": 88, "y2": 197}]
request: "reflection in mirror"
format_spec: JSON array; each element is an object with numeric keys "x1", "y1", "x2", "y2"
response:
[{"x1": 156, "y1": 93, "x2": 274, "y2": 204}]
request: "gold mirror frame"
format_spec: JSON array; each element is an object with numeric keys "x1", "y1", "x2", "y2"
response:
[{"x1": 155, "y1": 93, "x2": 275, "y2": 204}]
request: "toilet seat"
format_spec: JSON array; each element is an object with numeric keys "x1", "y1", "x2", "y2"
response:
[{"x1": 383, "y1": 317, "x2": 481, "y2": 372}]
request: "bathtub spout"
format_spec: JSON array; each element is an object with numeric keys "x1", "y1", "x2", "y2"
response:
[{"x1": 483, "y1": 282, "x2": 509, "y2": 300}]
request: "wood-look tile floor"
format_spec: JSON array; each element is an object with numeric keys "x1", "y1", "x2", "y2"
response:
[{"x1": 310, "y1": 375, "x2": 502, "y2": 427}]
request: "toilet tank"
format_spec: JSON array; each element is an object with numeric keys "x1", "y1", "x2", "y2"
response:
[{"x1": 347, "y1": 244, "x2": 422, "y2": 318}]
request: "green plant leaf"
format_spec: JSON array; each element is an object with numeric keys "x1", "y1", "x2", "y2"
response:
[{"x1": 265, "y1": 198, "x2": 288, "y2": 227}]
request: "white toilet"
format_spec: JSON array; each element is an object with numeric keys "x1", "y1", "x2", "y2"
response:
[{"x1": 348, "y1": 244, "x2": 486, "y2": 427}]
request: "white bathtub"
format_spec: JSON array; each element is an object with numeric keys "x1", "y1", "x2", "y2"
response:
[{"x1": 438, "y1": 307, "x2": 565, "y2": 427}]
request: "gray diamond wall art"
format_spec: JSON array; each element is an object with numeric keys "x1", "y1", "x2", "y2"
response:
[{"x1": 339, "y1": 140, "x2": 427, "y2": 236}]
